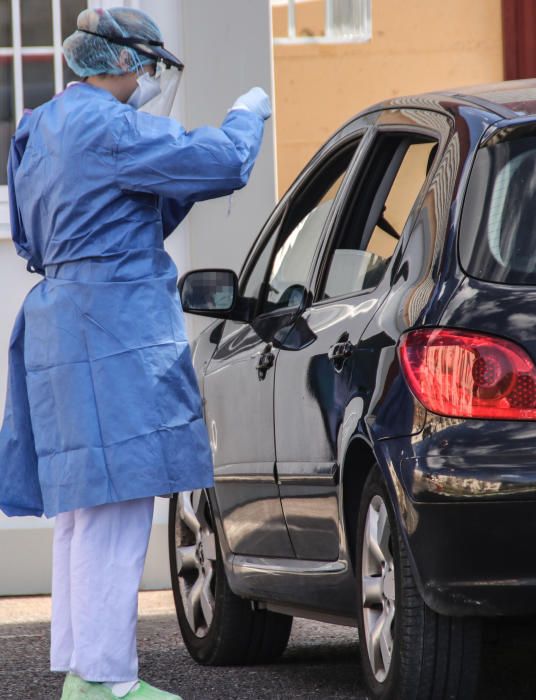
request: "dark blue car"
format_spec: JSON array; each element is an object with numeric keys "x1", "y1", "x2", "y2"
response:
[{"x1": 169, "y1": 79, "x2": 536, "y2": 699}]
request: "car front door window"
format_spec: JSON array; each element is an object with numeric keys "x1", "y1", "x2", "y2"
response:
[
  {"x1": 321, "y1": 136, "x2": 438, "y2": 300},
  {"x1": 259, "y1": 142, "x2": 360, "y2": 316}
]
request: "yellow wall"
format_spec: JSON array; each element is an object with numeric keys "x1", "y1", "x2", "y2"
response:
[{"x1": 273, "y1": 0, "x2": 504, "y2": 195}]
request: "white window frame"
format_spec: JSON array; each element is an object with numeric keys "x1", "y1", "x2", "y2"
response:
[
  {"x1": 0, "y1": 0, "x2": 69, "y2": 236},
  {"x1": 0, "y1": 0, "x2": 137, "y2": 237},
  {"x1": 273, "y1": 0, "x2": 372, "y2": 45}
]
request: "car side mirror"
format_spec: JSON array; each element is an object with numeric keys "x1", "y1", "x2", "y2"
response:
[{"x1": 179, "y1": 269, "x2": 244, "y2": 320}]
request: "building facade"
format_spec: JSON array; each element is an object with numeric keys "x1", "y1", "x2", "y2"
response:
[{"x1": 272, "y1": 0, "x2": 505, "y2": 194}]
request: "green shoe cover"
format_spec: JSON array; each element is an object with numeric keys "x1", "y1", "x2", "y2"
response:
[
  {"x1": 61, "y1": 674, "x2": 115, "y2": 699},
  {"x1": 61, "y1": 674, "x2": 182, "y2": 699}
]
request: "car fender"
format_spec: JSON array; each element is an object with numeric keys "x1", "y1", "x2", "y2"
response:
[{"x1": 338, "y1": 425, "x2": 431, "y2": 609}]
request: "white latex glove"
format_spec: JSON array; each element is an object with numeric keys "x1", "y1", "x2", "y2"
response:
[{"x1": 231, "y1": 87, "x2": 272, "y2": 120}]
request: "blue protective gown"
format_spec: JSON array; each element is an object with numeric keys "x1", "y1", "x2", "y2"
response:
[{"x1": 0, "y1": 82, "x2": 264, "y2": 518}]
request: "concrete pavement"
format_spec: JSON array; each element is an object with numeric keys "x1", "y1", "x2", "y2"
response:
[{"x1": 1, "y1": 591, "x2": 536, "y2": 699}]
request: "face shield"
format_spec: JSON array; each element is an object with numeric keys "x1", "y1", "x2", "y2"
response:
[
  {"x1": 138, "y1": 64, "x2": 182, "y2": 117},
  {"x1": 80, "y1": 29, "x2": 184, "y2": 116}
]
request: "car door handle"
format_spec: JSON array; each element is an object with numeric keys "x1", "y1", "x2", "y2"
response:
[
  {"x1": 256, "y1": 343, "x2": 275, "y2": 380},
  {"x1": 328, "y1": 333, "x2": 354, "y2": 371}
]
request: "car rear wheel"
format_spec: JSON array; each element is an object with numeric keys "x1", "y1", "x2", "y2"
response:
[
  {"x1": 169, "y1": 490, "x2": 293, "y2": 665},
  {"x1": 356, "y1": 467, "x2": 481, "y2": 699}
]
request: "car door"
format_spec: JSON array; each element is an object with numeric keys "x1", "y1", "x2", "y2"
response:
[
  {"x1": 275, "y1": 111, "x2": 450, "y2": 561},
  {"x1": 203, "y1": 134, "x2": 365, "y2": 557}
]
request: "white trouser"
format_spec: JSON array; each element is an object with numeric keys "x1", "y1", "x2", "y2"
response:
[{"x1": 50, "y1": 497, "x2": 155, "y2": 682}]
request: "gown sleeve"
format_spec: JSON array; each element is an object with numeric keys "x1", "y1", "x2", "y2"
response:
[
  {"x1": 115, "y1": 108, "x2": 265, "y2": 207},
  {"x1": 7, "y1": 111, "x2": 44, "y2": 274}
]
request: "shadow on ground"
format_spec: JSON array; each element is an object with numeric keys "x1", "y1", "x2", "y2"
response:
[{"x1": 2, "y1": 613, "x2": 536, "y2": 699}]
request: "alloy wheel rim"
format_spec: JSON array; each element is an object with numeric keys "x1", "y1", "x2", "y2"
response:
[
  {"x1": 361, "y1": 494, "x2": 396, "y2": 683},
  {"x1": 174, "y1": 490, "x2": 217, "y2": 638}
]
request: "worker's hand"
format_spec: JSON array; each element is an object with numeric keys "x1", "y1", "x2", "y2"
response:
[{"x1": 231, "y1": 87, "x2": 272, "y2": 120}]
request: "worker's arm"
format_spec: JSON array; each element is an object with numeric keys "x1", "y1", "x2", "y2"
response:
[{"x1": 115, "y1": 108, "x2": 265, "y2": 205}]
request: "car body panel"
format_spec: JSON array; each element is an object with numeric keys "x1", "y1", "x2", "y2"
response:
[
  {"x1": 275, "y1": 293, "x2": 383, "y2": 560},
  {"x1": 203, "y1": 316, "x2": 296, "y2": 558}
]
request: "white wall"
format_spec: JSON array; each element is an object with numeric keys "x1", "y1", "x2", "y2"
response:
[
  {"x1": 0, "y1": 0, "x2": 276, "y2": 595},
  {"x1": 175, "y1": 0, "x2": 277, "y2": 337}
]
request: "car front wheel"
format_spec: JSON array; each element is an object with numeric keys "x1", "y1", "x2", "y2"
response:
[
  {"x1": 169, "y1": 490, "x2": 293, "y2": 665},
  {"x1": 356, "y1": 467, "x2": 481, "y2": 699}
]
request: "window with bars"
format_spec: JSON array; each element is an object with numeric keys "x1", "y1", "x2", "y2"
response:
[
  {"x1": 0, "y1": 0, "x2": 87, "y2": 188},
  {"x1": 273, "y1": 0, "x2": 372, "y2": 45}
]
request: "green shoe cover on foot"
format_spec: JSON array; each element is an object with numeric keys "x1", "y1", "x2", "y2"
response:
[
  {"x1": 61, "y1": 674, "x2": 115, "y2": 699},
  {"x1": 61, "y1": 674, "x2": 182, "y2": 699}
]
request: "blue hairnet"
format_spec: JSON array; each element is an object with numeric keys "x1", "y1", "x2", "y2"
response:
[{"x1": 63, "y1": 7, "x2": 162, "y2": 77}]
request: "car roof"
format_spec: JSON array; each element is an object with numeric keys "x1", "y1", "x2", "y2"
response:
[{"x1": 372, "y1": 79, "x2": 536, "y2": 120}]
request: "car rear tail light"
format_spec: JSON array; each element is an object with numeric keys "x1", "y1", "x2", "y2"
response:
[{"x1": 398, "y1": 328, "x2": 536, "y2": 420}]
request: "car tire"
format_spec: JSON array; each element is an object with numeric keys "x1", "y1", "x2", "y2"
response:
[
  {"x1": 356, "y1": 466, "x2": 481, "y2": 700},
  {"x1": 169, "y1": 489, "x2": 293, "y2": 665}
]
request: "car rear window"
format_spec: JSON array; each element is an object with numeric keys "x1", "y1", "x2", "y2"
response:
[{"x1": 460, "y1": 133, "x2": 536, "y2": 285}]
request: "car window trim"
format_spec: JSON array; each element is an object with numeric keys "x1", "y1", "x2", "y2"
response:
[
  {"x1": 309, "y1": 120, "x2": 452, "y2": 306},
  {"x1": 238, "y1": 203, "x2": 289, "y2": 298},
  {"x1": 312, "y1": 283, "x2": 386, "y2": 308}
]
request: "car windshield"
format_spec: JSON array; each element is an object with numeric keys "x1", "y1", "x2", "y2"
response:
[{"x1": 460, "y1": 132, "x2": 536, "y2": 285}]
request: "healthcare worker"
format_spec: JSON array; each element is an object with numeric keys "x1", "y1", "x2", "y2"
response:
[{"x1": 0, "y1": 7, "x2": 271, "y2": 700}]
